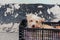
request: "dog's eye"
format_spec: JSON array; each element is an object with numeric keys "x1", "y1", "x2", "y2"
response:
[
  {"x1": 36, "y1": 21, "x2": 38, "y2": 23},
  {"x1": 30, "y1": 20, "x2": 33, "y2": 22}
]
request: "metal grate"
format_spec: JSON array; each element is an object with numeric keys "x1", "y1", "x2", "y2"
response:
[{"x1": 19, "y1": 28, "x2": 60, "y2": 40}]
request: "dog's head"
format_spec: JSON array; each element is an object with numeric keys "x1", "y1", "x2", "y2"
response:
[{"x1": 26, "y1": 13, "x2": 45, "y2": 28}]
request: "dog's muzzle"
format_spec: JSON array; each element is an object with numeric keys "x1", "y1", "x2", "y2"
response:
[{"x1": 32, "y1": 25, "x2": 35, "y2": 28}]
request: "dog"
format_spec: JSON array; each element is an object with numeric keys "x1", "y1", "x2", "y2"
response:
[
  {"x1": 26, "y1": 13, "x2": 45, "y2": 28},
  {"x1": 19, "y1": 13, "x2": 54, "y2": 29},
  {"x1": 26, "y1": 13, "x2": 54, "y2": 28}
]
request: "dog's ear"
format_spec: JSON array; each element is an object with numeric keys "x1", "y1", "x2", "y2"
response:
[
  {"x1": 40, "y1": 18, "x2": 45, "y2": 22},
  {"x1": 19, "y1": 19, "x2": 27, "y2": 28},
  {"x1": 26, "y1": 13, "x2": 33, "y2": 20},
  {"x1": 26, "y1": 14, "x2": 30, "y2": 20}
]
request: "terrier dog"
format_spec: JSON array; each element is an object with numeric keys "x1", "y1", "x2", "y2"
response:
[
  {"x1": 26, "y1": 13, "x2": 45, "y2": 28},
  {"x1": 26, "y1": 13, "x2": 54, "y2": 28}
]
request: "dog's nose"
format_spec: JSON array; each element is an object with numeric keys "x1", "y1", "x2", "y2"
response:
[{"x1": 32, "y1": 25, "x2": 35, "y2": 28}]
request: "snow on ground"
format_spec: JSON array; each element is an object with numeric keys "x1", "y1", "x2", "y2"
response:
[{"x1": 0, "y1": 23, "x2": 20, "y2": 32}]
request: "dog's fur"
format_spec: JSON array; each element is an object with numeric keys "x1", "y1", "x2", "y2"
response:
[
  {"x1": 19, "y1": 13, "x2": 54, "y2": 29},
  {"x1": 26, "y1": 13, "x2": 45, "y2": 28},
  {"x1": 55, "y1": 26, "x2": 60, "y2": 29}
]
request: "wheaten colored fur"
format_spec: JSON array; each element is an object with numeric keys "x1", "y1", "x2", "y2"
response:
[{"x1": 26, "y1": 13, "x2": 54, "y2": 28}]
